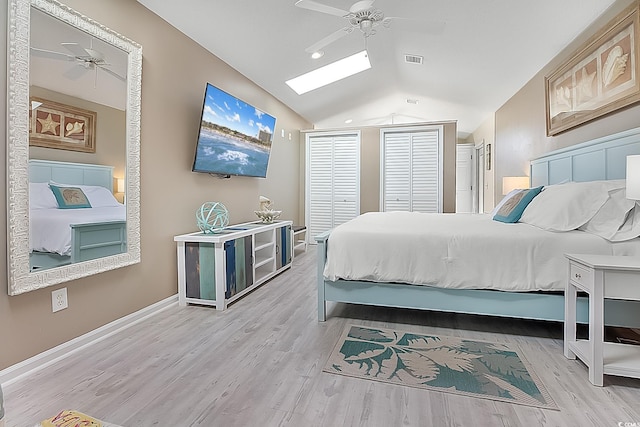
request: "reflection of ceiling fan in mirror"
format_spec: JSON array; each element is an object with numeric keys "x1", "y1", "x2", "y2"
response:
[
  {"x1": 30, "y1": 41, "x2": 126, "y2": 85},
  {"x1": 294, "y1": 0, "x2": 445, "y2": 54}
]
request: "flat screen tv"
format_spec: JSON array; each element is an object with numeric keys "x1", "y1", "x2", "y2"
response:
[{"x1": 192, "y1": 83, "x2": 277, "y2": 178}]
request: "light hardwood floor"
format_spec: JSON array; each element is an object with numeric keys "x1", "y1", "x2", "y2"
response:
[{"x1": 4, "y1": 246, "x2": 640, "y2": 426}]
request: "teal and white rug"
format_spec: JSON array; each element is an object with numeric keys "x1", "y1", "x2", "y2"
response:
[{"x1": 324, "y1": 325, "x2": 558, "y2": 410}]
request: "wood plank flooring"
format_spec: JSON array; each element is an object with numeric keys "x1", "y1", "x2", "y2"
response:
[{"x1": 4, "y1": 246, "x2": 640, "y2": 426}]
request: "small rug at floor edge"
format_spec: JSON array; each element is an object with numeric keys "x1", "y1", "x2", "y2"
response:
[{"x1": 324, "y1": 324, "x2": 558, "y2": 410}]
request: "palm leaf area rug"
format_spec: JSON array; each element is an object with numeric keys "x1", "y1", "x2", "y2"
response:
[{"x1": 324, "y1": 325, "x2": 558, "y2": 410}]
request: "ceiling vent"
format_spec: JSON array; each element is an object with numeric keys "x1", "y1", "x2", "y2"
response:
[{"x1": 404, "y1": 54, "x2": 423, "y2": 65}]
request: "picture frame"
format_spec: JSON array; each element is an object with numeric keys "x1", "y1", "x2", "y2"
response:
[
  {"x1": 545, "y1": 3, "x2": 640, "y2": 136},
  {"x1": 29, "y1": 97, "x2": 97, "y2": 152}
]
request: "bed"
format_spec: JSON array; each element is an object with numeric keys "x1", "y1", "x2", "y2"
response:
[
  {"x1": 316, "y1": 126, "x2": 640, "y2": 325},
  {"x1": 29, "y1": 159, "x2": 127, "y2": 271}
]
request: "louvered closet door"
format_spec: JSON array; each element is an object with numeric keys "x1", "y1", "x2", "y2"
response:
[
  {"x1": 382, "y1": 133, "x2": 411, "y2": 211},
  {"x1": 381, "y1": 128, "x2": 442, "y2": 213},
  {"x1": 307, "y1": 136, "x2": 334, "y2": 241},
  {"x1": 306, "y1": 133, "x2": 360, "y2": 242},
  {"x1": 332, "y1": 135, "x2": 359, "y2": 227},
  {"x1": 410, "y1": 131, "x2": 440, "y2": 213}
]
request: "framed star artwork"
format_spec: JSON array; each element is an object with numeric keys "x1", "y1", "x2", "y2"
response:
[
  {"x1": 545, "y1": 2, "x2": 640, "y2": 136},
  {"x1": 28, "y1": 97, "x2": 96, "y2": 152}
]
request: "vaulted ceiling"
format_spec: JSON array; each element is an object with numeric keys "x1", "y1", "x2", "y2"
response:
[{"x1": 137, "y1": 0, "x2": 617, "y2": 137}]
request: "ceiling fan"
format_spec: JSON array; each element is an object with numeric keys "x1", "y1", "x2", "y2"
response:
[
  {"x1": 30, "y1": 41, "x2": 126, "y2": 84},
  {"x1": 295, "y1": 0, "x2": 445, "y2": 54}
]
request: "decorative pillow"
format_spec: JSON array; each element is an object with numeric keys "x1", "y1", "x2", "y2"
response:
[
  {"x1": 493, "y1": 186, "x2": 543, "y2": 223},
  {"x1": 49, "y1": 184, "x2": 92, "y2": 209},
  {"x1": 36, "y1": 409, "x2": 123, "y2": 427},
  {"x1": 29, "y1": 182, "x2": 58, "y2": 209},
  {"x1": 48, "y1": 181, "x2": 120, "y2": 207},
  {"x1": 491, "y1": 189, "x2": 522, "y2": 217},
  {"x1": 520, "y1": 181, "x2": 611, "y2": 231}
]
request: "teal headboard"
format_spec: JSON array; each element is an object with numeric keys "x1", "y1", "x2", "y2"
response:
[
  {"x1": 530, "y1": 126, "x2": 640, "y2": 187},
  {"x1": 28, "y1": 159, "x2": 114, "y2": 192}
]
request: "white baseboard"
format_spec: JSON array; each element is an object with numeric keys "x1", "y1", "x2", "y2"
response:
[{"x1": 0, "y1": 294, "x2": 178, "y2": 387}]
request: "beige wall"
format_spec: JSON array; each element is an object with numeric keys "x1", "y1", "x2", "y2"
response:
[
  {"x1": 489, "y1": 0, "x2": 639, "y2": 202},
  {"x1": 0, "y1": 0, "x2": 311, "y2": 370}
]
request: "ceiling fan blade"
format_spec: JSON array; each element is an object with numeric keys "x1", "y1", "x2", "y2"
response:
[
  {"x1": 294, "y1": 0, "x2": 350, "y2": 17},
  {"x1": 61, "y1": 42, "x2": 91, "y2": 57},
  {"x1": 304, "y1": 27, "x2": 352, "y2": 53},
  {"x1": 383, "y1": 17, "x2": 446, "y2": 35},
  {"x1": 30, "y1": 47, "x2": 75, "y2": 61},
  {"x1": 98, "y1": 64, "x2": 126, "y2": 82}
]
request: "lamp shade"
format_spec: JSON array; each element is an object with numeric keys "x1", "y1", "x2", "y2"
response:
[
  {"x1": 626, "y1": 155, "x2": 640, "y2": 200},
  {"x1": 116, "y1": 178, "x2": 125, "y2": 193},
  {"x1": 502, "y1": 176, "x2": 530, "y2": 195}
]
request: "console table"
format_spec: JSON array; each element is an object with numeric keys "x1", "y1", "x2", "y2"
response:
[
  {"x1": 564, "y1": 253, "x2": 640, "y2": 386},
  {"x1": 174, "y1": 220, "x2": 292, "y2": 310}
]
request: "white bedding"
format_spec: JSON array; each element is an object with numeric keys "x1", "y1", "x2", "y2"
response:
[
  {"x1": 30, "y1": 206, "x2": 126, "y2": 256},
  {"x1": 323, "y1": 212, "x2": 640, "y2": 292}
]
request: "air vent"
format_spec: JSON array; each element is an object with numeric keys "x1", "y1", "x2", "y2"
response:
[{"x1": 404, "y1": 54, "x2": 423, "y2": 65}]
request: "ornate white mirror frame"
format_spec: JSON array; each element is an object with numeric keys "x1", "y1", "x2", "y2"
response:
[{"x1": 7, "y1": 0, "x2": 142, "y2": 295}]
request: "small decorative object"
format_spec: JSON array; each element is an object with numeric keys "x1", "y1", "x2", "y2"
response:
[
  {"x1": 196, "y1": 201, "x2": 229, "y2": 233},
  {"x1": 255, "y1": 195, "x2": 281, "y2": 223}
]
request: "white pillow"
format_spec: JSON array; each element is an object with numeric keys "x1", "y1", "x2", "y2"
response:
[
  {"x1": 48, "y1": 181, "x2": 121, "y2": 207},
  {"x1": 579, "y1": 187, "x2": 635, "y2": 239},
  {"x1": 520, "y1": 181, "x2": 611, "y2": 231},
  {"x1": 29, "y1": 182, "x2": 58, "y2": 209},
  {"x1": 608, "y1": 203, "x2": 640, "y2": 242}
]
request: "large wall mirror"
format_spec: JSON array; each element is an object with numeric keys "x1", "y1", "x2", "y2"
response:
[{"x1": 7, "y1": 0, "x2": 142, "y2": 295}]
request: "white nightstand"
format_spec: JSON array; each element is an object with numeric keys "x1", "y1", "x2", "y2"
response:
[{"x1": 564, "y1": 254, "x2": 640, "y2": 386}]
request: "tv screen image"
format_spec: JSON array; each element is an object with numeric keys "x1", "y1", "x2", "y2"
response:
[{"x1": 193, "y1": 83, "x2": 277, "y2": 178}]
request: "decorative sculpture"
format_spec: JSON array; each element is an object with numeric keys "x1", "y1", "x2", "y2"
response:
[
  {"x1": 255, "y1": 195, "x2": 281, "y2": 223},
  {"x1": 196, "y1": 201, "x2": 229, "y2": 233}
]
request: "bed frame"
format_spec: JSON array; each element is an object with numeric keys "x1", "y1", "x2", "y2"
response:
[
  {"x1": 28, "y1": 159, "x2": 127, "y2": 271},
  {"x1": 316, "y1": 126, "x2": 640, "y2": 325}
]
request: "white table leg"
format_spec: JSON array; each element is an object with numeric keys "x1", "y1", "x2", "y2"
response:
[
  {"x1": 564, "y1": 279, "x2": 577, "y2": 359},
  {"x1": 589, "y1": 270, "x2": 605, "y2": 386}
]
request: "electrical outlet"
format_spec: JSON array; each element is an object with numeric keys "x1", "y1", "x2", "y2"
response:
[{"x1": 52, "y1": 288, "x2": 68, "y2": 312}]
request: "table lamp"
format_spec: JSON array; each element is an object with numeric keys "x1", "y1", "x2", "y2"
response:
[{"x1": 502, "y1": 176, "x2": 530, "y2": 195}]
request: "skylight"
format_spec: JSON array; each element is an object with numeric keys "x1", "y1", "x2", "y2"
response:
[{"x1": 286, "y1": 50, "x2": 371, "y2": 95}]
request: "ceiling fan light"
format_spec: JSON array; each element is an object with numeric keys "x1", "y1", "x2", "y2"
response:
[
  {"x1": 311, "y1": 50, "x2": 324, "y2": 59},
  {"x1": 286, "y1": 50, "x2": 371, "y2": 95}
]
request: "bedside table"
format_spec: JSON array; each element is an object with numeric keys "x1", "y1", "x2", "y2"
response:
[{"x1": 564, "y1": 254, "x2": 640, "y2": 386}]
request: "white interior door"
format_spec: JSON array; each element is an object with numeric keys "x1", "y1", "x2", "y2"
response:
[{"x1": 456, "y1": 143, "x2": 474, "y2": 213}]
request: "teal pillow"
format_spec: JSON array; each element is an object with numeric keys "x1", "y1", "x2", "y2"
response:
[
  {"x1": 493, "y1": 186, "x2": 543, "y2": 223},
  {"x1": 49, "y1": 184, "x2": 92, "y2": 209}
]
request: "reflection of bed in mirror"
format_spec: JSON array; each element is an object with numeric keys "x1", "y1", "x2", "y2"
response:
[{"x1": 29, "y1": 159, "x2": 126, "y2": 271}]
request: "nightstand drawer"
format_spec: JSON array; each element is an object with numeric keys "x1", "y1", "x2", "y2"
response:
[{"x1": 570, "y1": 262, "x2": 594, "y2": 289}]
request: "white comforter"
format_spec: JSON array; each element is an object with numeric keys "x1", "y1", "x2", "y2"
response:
[
  {"x1": 323, "y1": 212, "x2": 640, "y2": 291},
  {"x1": 30, "y1": 206, "x2": 126, "y2": 256}
]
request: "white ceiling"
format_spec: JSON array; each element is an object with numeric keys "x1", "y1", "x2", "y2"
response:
[{"x1": 136, "y1": 0, "x2": 616, "y2": 137}]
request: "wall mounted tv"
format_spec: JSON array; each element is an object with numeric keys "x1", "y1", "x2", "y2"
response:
[{"x1": 192, "y1": 83, "x2": 277, "y2": 178}]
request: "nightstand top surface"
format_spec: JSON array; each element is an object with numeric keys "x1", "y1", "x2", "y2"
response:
[{"x1": 565, "y1": 253, "x2": 640, "y2": 271}]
